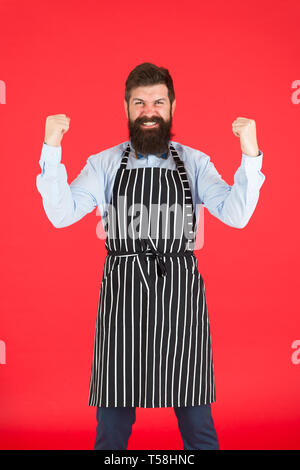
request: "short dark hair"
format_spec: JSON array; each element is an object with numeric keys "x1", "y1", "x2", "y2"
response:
[{"x1": 125, "y1": 62, "x2": 175, "y2": 107}]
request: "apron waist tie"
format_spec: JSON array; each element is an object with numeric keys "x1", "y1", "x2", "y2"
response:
[{"x1": 107, "y1": 237, "x2": 194, "y2": 291}]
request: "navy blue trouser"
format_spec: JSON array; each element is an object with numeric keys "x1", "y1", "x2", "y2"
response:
[{"x1": 94, "y1": 404, "x2": 219, "y2": 450}]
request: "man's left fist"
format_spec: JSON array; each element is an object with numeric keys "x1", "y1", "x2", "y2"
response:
[{"x1": 232, "y1": 117, "x2": 260, "y2": 157}]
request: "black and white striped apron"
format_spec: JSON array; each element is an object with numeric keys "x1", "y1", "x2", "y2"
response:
[{"x1": 88, "y1": 142, "x2": 216, "y2": 408}]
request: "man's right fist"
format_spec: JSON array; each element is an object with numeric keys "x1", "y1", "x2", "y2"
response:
[{"x1": 44, "y1": 114, "x2": 70, "y2": 147}]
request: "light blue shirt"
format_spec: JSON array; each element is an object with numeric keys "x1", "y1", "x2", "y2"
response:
[{"x1": 36, "y1": 140, "x2": 266, "y2": 229}]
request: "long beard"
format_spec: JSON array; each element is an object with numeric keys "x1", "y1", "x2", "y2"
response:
[{"x1": 128, "y1": 111, "x2": 175, "y2": 155}]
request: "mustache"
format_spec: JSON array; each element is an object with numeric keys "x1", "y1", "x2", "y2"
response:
[{"x1": 133, "y1": 116, "x2": 165, "y2": 125}]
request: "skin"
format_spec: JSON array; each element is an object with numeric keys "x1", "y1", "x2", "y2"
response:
[
  {"x1": 232, "y1": 117, "x2": 260, "y2": 157},
  {"x1": 124, "y1": 84, "x2": 176, "y2": 129}
]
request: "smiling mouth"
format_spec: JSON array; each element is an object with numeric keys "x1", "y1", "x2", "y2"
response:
[{"x1": 141, "y1": 122, "x2": 159, "y2": 129}]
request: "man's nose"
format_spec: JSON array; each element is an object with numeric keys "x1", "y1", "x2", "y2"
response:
[{"x1": 141, "y1": 103, "x2": 158, "y2": 115}]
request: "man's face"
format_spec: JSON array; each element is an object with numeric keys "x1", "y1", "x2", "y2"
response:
[{"x1": 124, "y1": 84, "x2": 176, "y2": 155}]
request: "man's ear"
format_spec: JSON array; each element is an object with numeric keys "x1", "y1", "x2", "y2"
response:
[
  {"x1": 171, "y1": 99, "x2": 176, "y2": 116},
  {"x1": 124, "y1": 99, "x2": 129, "y2": 119}
]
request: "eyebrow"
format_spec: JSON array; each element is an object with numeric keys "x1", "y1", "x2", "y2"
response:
[{"x1": 132, "y1": 97, "x2": 167, "y2": 102}]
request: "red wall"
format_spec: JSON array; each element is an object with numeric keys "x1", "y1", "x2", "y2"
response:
[{"x1": 1, "y1": 0, "x2": 300, "y2": 450}]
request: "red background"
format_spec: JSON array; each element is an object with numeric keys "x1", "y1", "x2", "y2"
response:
[{"x1": 1, "y1": 0, "x2": 300, "y2": 450}]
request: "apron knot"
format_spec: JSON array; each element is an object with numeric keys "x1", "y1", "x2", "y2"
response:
[
  {"x1": 155, "y1": 255, "x2": 167, "y2": 277},
  {"x1": 140, "y1": 237, "x2": 167, "y2": 278}
]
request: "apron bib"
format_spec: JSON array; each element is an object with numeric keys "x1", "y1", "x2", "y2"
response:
[{"x1": 88, "y1": 143, "x2": 216, "y2": 407}]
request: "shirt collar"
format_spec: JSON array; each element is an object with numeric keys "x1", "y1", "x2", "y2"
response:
[
  {"x1": 135, "y1": 150, "x2": 169, "y2": 160},
  {"x1": 129, "y1": 140, "x2": 169, "y2": 159}
]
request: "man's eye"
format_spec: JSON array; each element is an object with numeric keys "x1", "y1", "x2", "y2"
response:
[{"x1": 135, "y1": 101, "x2": 163, "y2": 105}]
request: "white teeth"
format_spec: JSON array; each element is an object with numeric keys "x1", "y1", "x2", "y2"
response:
[{"x1": 143, "y1": 122, "x2": 157, "y2": 126}]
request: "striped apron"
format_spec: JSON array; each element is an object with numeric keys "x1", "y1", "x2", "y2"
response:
[{"x1": 88, "y1": 143, "x2": 216, "y2": 408}]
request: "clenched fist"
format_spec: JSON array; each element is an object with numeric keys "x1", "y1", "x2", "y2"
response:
[
  {"x1": 232, "y1": 117, "x2": 259, "y2": 157},
  {"x1": 44, "y1": 114, "x2": 70, "y2": 147}
]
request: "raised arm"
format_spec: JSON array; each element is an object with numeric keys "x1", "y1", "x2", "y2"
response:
[
  {"x1": 196, "y1": 117, "x2": 266, "y2": 229},
  {"x1": 36, "y1": 114, "x2": 105, "y2": 228}
]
